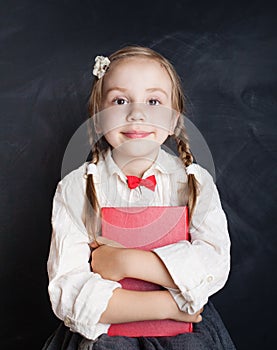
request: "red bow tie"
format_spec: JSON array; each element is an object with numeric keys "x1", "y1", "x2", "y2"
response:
[{"x1": 126, "y1": 175, "x2": 157, "y2": 191}]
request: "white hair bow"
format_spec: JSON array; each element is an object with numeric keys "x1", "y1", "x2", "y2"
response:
[
  {"x1": 92, "y1": 55, "x2": 110, "y2": 79},
  {"x1": 87, "y1": 163, "x2": 97, "y2": 175}
]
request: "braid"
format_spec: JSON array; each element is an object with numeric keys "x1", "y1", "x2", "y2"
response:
[
  {"x1": 176, "y1": 138, "x2": 193, "y2": 167},
  {"x1": 91, "y1": 139, "x2": 101, "y2": 164},
  {"x1": 174, "y1": 127, "x2": 200, "y2": 227},
  {"x1": 85, "y1": 141, "x2": 102, "y2": 241}
]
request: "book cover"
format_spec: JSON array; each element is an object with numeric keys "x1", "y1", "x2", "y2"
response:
[{"x1": 101, "y1": 206, "x2": 193, "y2": 337}]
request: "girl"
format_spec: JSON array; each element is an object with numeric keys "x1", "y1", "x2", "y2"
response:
[{"x1": 43, "y1": 46, "x2": 236, "y2": 349}]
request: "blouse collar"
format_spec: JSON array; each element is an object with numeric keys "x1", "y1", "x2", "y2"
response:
[{"x1": 104, "y1": 147, "x2": 184, "y2": 180}]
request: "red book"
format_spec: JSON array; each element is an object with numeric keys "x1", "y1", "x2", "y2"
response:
[{"x1": 101, "y1": 206, "x2": 193, "y2": 337}]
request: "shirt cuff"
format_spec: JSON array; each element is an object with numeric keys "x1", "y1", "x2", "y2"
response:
[
  {"x1": 153, "y1": 241, "x2": 214, "y2": 314},
  {"x1": 50, "y1": 274, "x2": 121, "y2": 340}
]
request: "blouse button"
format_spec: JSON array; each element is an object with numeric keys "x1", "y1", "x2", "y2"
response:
[
  {"x1": 64, "y1": 317, "x2": 71, "y2": 326},
  {"x1": 207, "y1": 275, "x2": 214, "y2": 283}
]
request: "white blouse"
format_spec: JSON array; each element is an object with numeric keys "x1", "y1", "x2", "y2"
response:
[{"x1": 47, "y1": 148, "x2": 231, "y2": 340}]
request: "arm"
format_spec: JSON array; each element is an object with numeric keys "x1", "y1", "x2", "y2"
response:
[
  {"x1": 99, "y1": 288, "x2": 203, "y2": 324},
  {"x1": 47, "y1": 180, "x2": 121, "y2": 340},
  {"x1": 91, "y1": 164, "x2": 231, "y2": 315},
  {"x1": 90, "y1": 242, "x2": 177, "y2": 288},
  {"x1": 152, "y1": 165, "x2": 231, "y2": 314}
]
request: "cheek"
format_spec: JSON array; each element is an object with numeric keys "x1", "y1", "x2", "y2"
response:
[
  {"x1": 155, "y1": 130, "x2": 171, "y2": 144},
  {"x1": 98, "y1": 107, "x2": 127, "y2": 134},
  {"x1": 103, "y1": 129, "x2": 121, "y2": 148},
  {"x1": 147, "y1": 106, "x2": 176, "y2": 132},
  {"x1": 99, "y1": 117, "x2": 121, "y2": 135}
]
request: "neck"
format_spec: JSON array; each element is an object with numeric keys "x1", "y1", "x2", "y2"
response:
[{"x1": 111, "y1": 149, "x2": 159, "y2": 177}]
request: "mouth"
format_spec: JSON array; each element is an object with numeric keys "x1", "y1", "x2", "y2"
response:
[{"x1": 122, "y1": 131, "x2": 152, "y2": 139}]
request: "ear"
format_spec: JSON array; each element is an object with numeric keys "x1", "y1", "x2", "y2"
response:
[{"x1": 169, "y1": 111, "x2": 180, "y2": 135}]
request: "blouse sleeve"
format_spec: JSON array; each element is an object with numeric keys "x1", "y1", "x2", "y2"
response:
[
  {"x1": 153, "y1": 164, "x2": 231, "y2": 314},
  {"x1": 47, "y1": 180, "x2": 121, "y2": 340}
]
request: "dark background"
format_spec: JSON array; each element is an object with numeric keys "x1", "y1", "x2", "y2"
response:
[{"x1": 1, "y1": 0, "x2": 276, "y2": 349}]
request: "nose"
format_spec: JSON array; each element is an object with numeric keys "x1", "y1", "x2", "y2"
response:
[{"x1": 126, "y1": 103, "x2": 146, "y2": 122}]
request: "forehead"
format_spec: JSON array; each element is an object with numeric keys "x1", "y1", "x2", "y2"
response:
[{"x1": 103, "y1": 57, "x2": 172, "y2": 90}]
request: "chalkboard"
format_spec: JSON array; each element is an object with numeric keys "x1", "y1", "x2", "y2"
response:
[{"x1": 1, "y1": 1, "x2": 276, "y2": 349}]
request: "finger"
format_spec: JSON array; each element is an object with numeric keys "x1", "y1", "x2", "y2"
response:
[
  {"x1": 96, "y1": 236, "x2": 125, "y2": 247},
  {"x1": 194, "y1": 307, "x2": 204, "y2": 316},
  {"x1": 187, "y1": 313, "x2": 202, "y2": 323},
  {"x1": 89, "y1": 240, "x2": 101, "y2": 249},
  {"x1": 188, "y1": 311, "x2": 203, "y2": 322},
  {"x1": 195, "y1": 314, "x2": 202, "y2": 323},
  {"x1": 90, "y1": 251, "x2": 95, "y2": 269}
]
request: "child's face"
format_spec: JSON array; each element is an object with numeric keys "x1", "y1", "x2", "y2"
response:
[{"x1": 96, "y1": 57, "x2": 179, "y2": 165}]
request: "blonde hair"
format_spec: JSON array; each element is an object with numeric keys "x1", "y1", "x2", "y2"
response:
[{"x1": 85, "y1": 45, "x2": 199, "y2": 240}]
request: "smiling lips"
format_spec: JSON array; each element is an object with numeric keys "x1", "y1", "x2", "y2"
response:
[{"x1": 122, "y1": 131, "x2": 152, "y2": 139}]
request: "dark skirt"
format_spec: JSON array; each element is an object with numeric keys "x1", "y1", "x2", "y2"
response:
[{"x1": 42, "y1": 301, "x2": 236, "y2": 350}]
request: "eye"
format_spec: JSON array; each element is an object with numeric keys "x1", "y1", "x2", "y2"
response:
[
  {"x1": 148, "y1": 99, "x2": 161, "y2": 106},
  {"x1": 113, "y1": 98, "x2": 128, "y2": 105}
]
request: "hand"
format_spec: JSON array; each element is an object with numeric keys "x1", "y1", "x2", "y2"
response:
[
  {"x1": 90, "y1": 242, "x2": 126, "y2": 281},
  {"x1": 172, "y1": 307, "x2": 203, "y2": 323},
  {"x1": 167, "y1": 294, "x2": 204, "y2": 323},
  {"x1": 91, "y1": 237, "x2": 125, "y2": 248}
]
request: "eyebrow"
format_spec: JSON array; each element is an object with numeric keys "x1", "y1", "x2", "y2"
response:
[
  {"x1": 105, "y1": 87, "x2": 127, "y2": 94},
  {"x1": 146, "y1": 88, "x2": 168, "y2": 97},
  {"x1": 105, "y1": 87, "x2": 169, "y2": 97}
]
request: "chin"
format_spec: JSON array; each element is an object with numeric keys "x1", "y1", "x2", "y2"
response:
[{"x1": 114, "y1": 139, "x2": 161, "y2": 160}]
